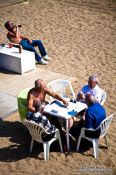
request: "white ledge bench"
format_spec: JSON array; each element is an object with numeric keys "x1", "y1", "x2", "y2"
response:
[{"x1": 0, "y1": 45, "x2": 36, "y2": 74}]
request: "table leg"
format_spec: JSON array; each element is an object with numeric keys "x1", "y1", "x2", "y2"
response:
[{"x1": 66, "y1": 119, "x2": 70, "y2": 151}]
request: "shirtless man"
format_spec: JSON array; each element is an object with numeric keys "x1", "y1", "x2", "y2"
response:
[
  {"x1": 28, "y1": 79, "x2": 76, "y2": 149},
  {"x1": 27, "y1": 79, "x2": 68, "y2": 113},
  {"x1": 4, "y1": 21, "x2": 50, "y2": 65}
]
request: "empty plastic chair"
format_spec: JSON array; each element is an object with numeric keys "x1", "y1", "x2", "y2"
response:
[{"x1": 47, "y1": 79, "x2": 76, "y2": 102}]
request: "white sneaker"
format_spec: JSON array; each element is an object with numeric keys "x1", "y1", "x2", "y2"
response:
[
  {"x1": 43, "y1": 55, "x2": 51, "y2": 61},
  {"x1": 39, "y1": 59, "x2": 48, "y2": 65}
]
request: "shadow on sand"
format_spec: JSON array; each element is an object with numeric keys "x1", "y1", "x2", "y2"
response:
[
  {"x1": 0, "y1": 68, "x2": 18, "y2": 75},
  {"x1": 0, "y1": 118, "x2": 106, "y2": 161},
  {"x1": 0, "y1": 118, "x2": 68, "y2": 162}
]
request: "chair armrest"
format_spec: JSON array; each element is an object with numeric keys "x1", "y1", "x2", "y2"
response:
[{"x1": 82, "y1": 127, "x2": 101, "y2": 138}]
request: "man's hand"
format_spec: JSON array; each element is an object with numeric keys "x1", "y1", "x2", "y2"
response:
[
  {"x1": 80, "y1": 91, "x2": 85, "y2": 99},
  {"x1": 28, "y1": 39, "x2": 32, "y2": 43},
  {"x1": 63, "y1": 100, "x2": 69, "y2": 107},
  {"x1": 77, "y1": 91, "x2": 85, "y2": 100}
]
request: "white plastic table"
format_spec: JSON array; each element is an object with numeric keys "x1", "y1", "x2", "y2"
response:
[
  {"x1": 0, "y1": 45, "x2": 35, "y2": 74},
  {"x1": 44, "y1": 100, "x2": 87, "y2": 151}
]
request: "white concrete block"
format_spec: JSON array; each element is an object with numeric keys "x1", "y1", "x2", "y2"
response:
[{"x1": 0, "y1": 45, "x2": 36, "y2": 74}]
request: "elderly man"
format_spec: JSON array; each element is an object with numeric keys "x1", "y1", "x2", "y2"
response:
[
  {"x1": 71, "y1": 94, "x2": 106, "y2": 139},
  {"x1": 5, "y1": 21, "x2": 50, "y2": 65},
  {"x1": 27, "y1": 79, "x2": 68, "y2": 113},
  {"x1": 84, "y1": 94, "x2": 106, "y2": 129},
  {"x1": 27, "y1": 79, "x2": 68, "y2": 147},
  {"x1": 26, "y1": 101, "x2": 56, "y2": 142},
  {"x1": 77, "y1": 75, "x2": 103, "y2": 104}
]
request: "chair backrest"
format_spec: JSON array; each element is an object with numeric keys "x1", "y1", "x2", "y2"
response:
[
  {"x1": 47, "y1": 79, "x2": 76, "y2": 102},
  {"x1": 17, "y1": 88, "x2": 31, "y2": 121},
  {"x1": 23, "y1": 119, "x2": 49, "y2": 143},
  {"x1": 100, "y1": 89, "x2": 106, "y2": 105},
  {"x1": 84, "y1": 113, "x2": 115, "y2": 139},
  {"x1": 99, "y1": 113, "x2": 115, "y2": 138}
]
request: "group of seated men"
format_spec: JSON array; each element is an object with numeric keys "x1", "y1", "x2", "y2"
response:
[{"x1": 26, "y1": 75, "x2": 106, "y2": 148}]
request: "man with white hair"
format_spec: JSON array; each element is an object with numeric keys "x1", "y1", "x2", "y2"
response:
[{"x1": 77, "y1": 75, "x2": 103, "y2": 103}]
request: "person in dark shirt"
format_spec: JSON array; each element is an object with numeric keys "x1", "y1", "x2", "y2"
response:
[
  {"x1": 84, "y1": 94, "x2": 106, "y2": 129},
  {"x1": 70, "y1": 94, "x2": 106, "y2": 139}
]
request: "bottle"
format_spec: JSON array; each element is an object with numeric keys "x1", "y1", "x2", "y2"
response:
[
  {"x1": 19, "y1": 45, "x2": 22, "y2": 53},
  {"x1": 17, "y1": 25, "x2": 22, "y2": 28},
  {"x1": 9, "y1": 43, "x2": 12, "y2": 48}
]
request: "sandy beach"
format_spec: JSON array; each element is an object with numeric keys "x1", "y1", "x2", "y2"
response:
[{"x1": 0, "y1": 0, "x2": 116, "y2": 174}]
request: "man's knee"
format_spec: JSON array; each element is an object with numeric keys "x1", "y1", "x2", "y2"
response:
[{"x1": 37, "y1": 40, "x2": 42, "y2": 46}]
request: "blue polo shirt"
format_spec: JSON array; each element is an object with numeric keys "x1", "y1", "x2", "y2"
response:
[{"x1": 84, "y1": 103, "x2": 106, "y2": 129}]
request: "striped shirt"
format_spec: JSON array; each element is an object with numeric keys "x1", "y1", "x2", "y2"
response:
[{"x1": 26, "y1": 112, "x2": 56, "y2": 134}]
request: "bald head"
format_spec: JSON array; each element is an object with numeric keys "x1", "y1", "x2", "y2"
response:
[
  {"x1": 35, "y1": 79, "x2": 45, "y2": 90},
  {"x1": 85, "y1": 93, "x2": 95, "y2": 105}
]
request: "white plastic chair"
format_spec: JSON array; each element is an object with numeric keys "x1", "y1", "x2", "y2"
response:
[
  {"x1": 100, "y1": 89, "x2": 107, "y2": 106},
  {"x1": 23, "y1": 119, "x2": 63, "y2": 161},
  {"x1": 47, "y1": 79, "x2": 76, "y2": 102},
  {"x1": 76, "y1": 113, "x2": 115, "y2": 158}
]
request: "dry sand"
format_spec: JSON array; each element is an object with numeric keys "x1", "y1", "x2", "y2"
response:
[{"x1": 0, "y1": 0, "x2": 116, "y2": 174}]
